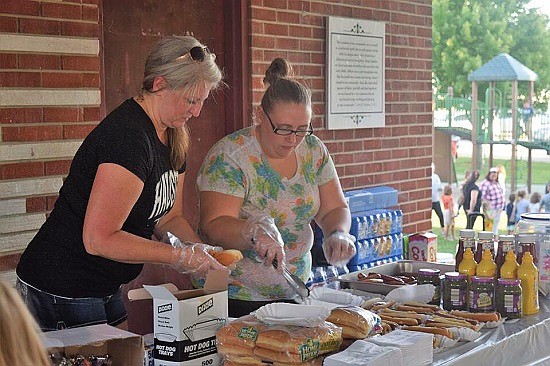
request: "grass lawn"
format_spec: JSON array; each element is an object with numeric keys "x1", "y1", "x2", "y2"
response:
[
  {"x1": 431, "y1": 208, "x2": 509, "y2": 256},
  {"x1": 453, "y1": 157, "x2": 549, "y2": 186}
]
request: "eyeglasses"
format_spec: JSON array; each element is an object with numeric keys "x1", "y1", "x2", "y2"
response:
[
  {"x1": 177, "y1": 46, "x2": 214, "y2": 62},
  {"x1": 263, "y1": 109, "x2": 313, "y2": 137}
]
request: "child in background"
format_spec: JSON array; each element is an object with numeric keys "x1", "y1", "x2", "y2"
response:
[
  {"x1": 515, "y1": 190, "x2": 530, "y2": 223},
  {"x1": 441, "y1": 185, "x2": 455, "y2": 240},
  {"x1": 506, "y1": 193, "x2": 516, "y2": 234},
  {"x1": 529, "y1": 192, "x2": 541, "y2": 213}
]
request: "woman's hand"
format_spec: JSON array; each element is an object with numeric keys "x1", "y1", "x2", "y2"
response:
[
  {"x1": 322, "y1": 231, "x2": 356, "y2": 267},
  {"x1": 241, "y1": 215, "x2": 286, "y2": 273},
  {"x1": 170, "y1": 237, "x2": 230, "y2": 275}
]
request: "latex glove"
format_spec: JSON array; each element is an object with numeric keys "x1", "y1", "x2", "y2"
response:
[
  {"x1": 165, "y1": 232, "x2": 230, "y2": 275},
  {"x1": 241, "y1": 215, "x2": 286, "y2": 273},
  {"x1": 322, "y1": 231, "x2": 356, "y2": 267}
]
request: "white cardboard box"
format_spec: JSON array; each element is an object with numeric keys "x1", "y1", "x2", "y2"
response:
[
  {"x1": 42, "y1": 323, "x2": 144, "y2": 365},
  {"x1": 128, "y1": 270, "x2": 228, "y2": 366}
]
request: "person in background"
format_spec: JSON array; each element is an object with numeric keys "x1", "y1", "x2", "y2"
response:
[
  {"x1": 16, "y1": 36, "x2": 230, "y2": 332},
  {"x1": 506, "y1": 193, "x2": 516, "y2": 234},
  {"x1": 441, "y1": 185, "x2": 455, "y2": 240},
  {"x1": 431, "y1": 163, "x2": 444, "y2": 228},
  {"x1": 479, "y1": 167, "x2": 505, "y2": 236},
  {"x1": 529, "y1": 192, "x2": 541, "y2": 213},
  {"x1": 196, "y1": 58, "x2": 356, "y2": 317},
  {"x1": 497, "y1": 165, "x2": 506, "y2": 202},
  {"x1": 463, "y1": 170, "x2": 481, "y2": 229},
  {"x1": 0, "y1": 280, "x2": 50, "y2": 366},
  {"x1": 515, "y1": 190, "x2": 530, "y2": 223},
  {"x1": 541, "y1": 181, "x2": 550, "y2": 212},
  {"x1": 456, "y1": 170, "x2": 471, "y2": 215}
]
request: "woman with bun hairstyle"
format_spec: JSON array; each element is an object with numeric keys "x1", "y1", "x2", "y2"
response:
[
  {"x1": 197, "y1": 58, "x2": 356, "y2": 317},
  {"x1": 16, "y1": 36, "x2": 230, "y2": 331}
]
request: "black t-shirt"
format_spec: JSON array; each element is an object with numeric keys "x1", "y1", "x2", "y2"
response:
[
  {"x1": 463, "y1": 182, "x2": 481, "y2": 213},
  {"x1": 17, "y1": 99, "x2": 185, "y2": 297}
]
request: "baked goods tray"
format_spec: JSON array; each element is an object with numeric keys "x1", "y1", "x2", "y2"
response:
[{"x1": 338, "y1": 260, "x2": 455, "y2": 295}]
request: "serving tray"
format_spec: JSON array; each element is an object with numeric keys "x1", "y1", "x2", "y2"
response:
[{"x1": 338, "y1": 260, "x2": 455, "y2": 295}]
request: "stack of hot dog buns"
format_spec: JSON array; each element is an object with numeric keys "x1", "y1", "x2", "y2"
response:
[
  {"x1": 326, "y1": 306, "x2": 382, "y2": 339},
  {"x1": 216, "y1": 314, "x2": 342, "y2": 365}
]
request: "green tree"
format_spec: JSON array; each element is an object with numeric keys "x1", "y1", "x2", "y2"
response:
[
  {"x1": 433, "y1": 0, "x2": 550, "y2": 107},
  {"x1": 509, "y1": 9, "x2": 550, "y2": 108}
]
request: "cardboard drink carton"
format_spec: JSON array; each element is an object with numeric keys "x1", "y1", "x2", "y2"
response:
[{"x1": 408, "y1": 232, "x2": 438, "y2": 262}]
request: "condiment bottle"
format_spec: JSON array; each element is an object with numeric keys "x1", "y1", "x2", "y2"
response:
[
  {"x1": 517, "y1": 252, "x2": 539, "y2": 315},
  {"x1": 495, "y1": 234, "x2": 515, "y2": 277},
  {"x1": 496, "y1": 278, "x2": 522, "y2": 319},
  {"x1": 475, "y1": 231, "x2": 494, "y2": 263},
  {"x1": 417, "y1": 268, "x2": 441, "y2": 306},
  {"x1": 500, "y1": 250, "x2": 519, "y2": 279},
  {"x1": 442, "y1": 272, "x2": 468, "y2": 311},
  {"x1": 458, "y1": 248, "x2": 477, "y2": 281},
  {"x1": 516, "y1": 233, "x2": 538, "y2": 265},
  {"x1": 476, "y1": 249, "x2": 496, "y2": 278},
  {"x1": 469, "y1": 276, "x2": 495, "y2": 312},
  {"x1": 455, "y1": 229, "x2": 476, "y2": 271}
]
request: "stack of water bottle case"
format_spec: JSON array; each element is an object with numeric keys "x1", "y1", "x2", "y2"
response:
[{"x1": 310, "y1": 186, "x2": 403, "y2": 288}]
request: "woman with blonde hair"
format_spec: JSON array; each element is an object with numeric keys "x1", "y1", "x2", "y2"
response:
[
  {"x1": 16, "y1": 36, "x2": 231, "y2": 331},
  {"x1": 0, "y1": 280, "x2": 50, "y2": 366}
]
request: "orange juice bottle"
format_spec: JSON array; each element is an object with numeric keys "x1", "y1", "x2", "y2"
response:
[
  {"x1": 517, "y1": 252, "x2": 539, "y2": 315},
  {"x1": 500, "y1": 250, "x2": 519, "y2": 279},
  {"x1": 476, "y1": 249, "x2": 496, "y2": 278},
  {"x1": 458, "y1": 248, "x2": 477, "y2": 281}
]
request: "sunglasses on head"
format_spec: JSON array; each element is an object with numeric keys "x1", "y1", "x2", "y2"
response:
[{"x1": 177, "y1": 46, "x2": 214, "y2": 62}]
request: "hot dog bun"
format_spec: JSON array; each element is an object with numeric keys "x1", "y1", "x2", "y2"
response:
[
  {"x1": 210, "y1": 249, "x2": 243, "y2": 266},
  {"x1": 401, "y1": 325, "x2": 453, "y2": 339},
  {"x1": 450, "y1": 310, "x2": 501, "y2": 322}
]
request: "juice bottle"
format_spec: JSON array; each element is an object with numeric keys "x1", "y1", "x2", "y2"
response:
[
  {"x1": 475, "y1": 231, "x2": 494, "y2": 263},
  {"x1": 458, "y1": 248, "x2": 477, "y2": 281},
  {"x1": 495, "y1": 234, "x2": 514, "y2": 277},
  {"x1": 476, "y1": 249, "x2": 496, "y2": 278},
  {"x1": 455, "y1": 229, "x2": 476, "y2": 271},
  {"x1": 517, "y1": 252, "x2": 539, "y2": 315},
  {"x1": 500, "y1": 250, "x2": 519, "y2": 279}
]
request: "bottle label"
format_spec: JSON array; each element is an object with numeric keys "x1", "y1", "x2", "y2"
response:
[
  {"x1": 470, "y1": 290, "x2": 494, "y2": 311},
  {"x1": 503, "y1": 293, "x2": 521, "y2": 313},
  {"x1": 503, "y1": 242, "x2": 514, "y2": 253},
  {"x1": 463, "y1": 239, "x2": 475, "y2": 249},
  {"x1": 450, "y1": 288, "x2": 466, "y2": 306}
]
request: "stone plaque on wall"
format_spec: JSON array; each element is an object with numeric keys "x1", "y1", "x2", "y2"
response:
[{"x1": 326, "y1": 16, "x2": 385, "y2": 129}]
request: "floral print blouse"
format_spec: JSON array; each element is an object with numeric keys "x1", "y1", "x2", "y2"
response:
[{"x1": 195, "y1": 126, "x2": 337, "y2": 301}]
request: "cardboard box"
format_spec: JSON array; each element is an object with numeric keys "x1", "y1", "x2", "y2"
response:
[
  {"x1": 42, "y1": 324, "x2": 144, "y2": 365},
  {"x1": 128, "y1": 270, "x2": 228, "y2": 366},
  {"x1": 408, "y1": 232, "x2": 438, "y2": 262}
]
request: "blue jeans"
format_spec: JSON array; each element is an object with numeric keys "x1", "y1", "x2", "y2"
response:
[{"x1": 16, "y1": 278, "x2": 127, "y2": 332}]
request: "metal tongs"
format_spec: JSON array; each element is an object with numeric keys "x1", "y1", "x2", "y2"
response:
[{"x1": 273, "y1": 259, "x2": 310, "y2": 302}]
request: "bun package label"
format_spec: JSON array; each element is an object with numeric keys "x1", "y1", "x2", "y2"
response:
[{"x1": 130, "y1": 271, "x2": 229, "y2": 366}]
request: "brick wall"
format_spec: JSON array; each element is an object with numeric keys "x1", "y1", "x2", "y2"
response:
[
  {"x1": 0, "y1": 1, "x2": 433, "y2": 283},
  {"x1": 0, "y1": 0, "x2": 100, "y2": 284},
  {"x1": 249, "y1": 0, "x2": 433, "y2": 236}
]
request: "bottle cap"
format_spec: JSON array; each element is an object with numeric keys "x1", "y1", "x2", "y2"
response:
[
  {"x1": 498, "y1": 235, "x2": 514, "y2": 242},
  {"x1": 516, "y1": 233, "x2": 535, "y2": 243},
  {"x1": 459, "y1": 229, "x2": 475, "y2": 238},
  {"x1": 445, "y1": 271, "x2": 467, "y2": 280},
  {"x1": 471, "y1": 276, "x2": 494, "y2": 283},
  {"x1": 497, "y1": 278, "x2": 521, "y2": 286},
  {"x1": 419, "y1": 268, "x2": 440, "y2": 276},
  {"x1": 478, "y1": 231, "x2": 494, "y2": 240}
]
